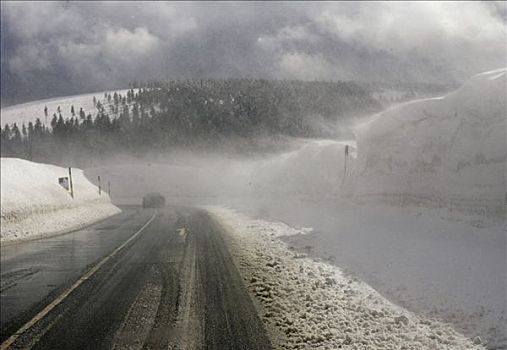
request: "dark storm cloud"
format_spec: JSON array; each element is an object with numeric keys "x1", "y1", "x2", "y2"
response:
[{"x1": 1, "y1": 1, "x2": 506, "y2": 105}]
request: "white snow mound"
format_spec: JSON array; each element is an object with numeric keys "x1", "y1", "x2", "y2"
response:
[
  {"x1": 1, "y1": 158, "x2": 121, "y2": 243},
  {"x1": 347, "y1": 68, "x2": 506, "y2": 216},
  {"x1": 207, "y1": 206, "x2": 485, "y2": 350}
]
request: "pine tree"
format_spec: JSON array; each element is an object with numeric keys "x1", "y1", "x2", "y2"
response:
[
  {"x1": 28, "y1": 122, "x2": 34, "y2": 138},
  {"x1": 34, "y1": 118, "x2": 44, "y2": 137},
  {"x1": 132, "y1": 103, "x2": 140, "y2": 125},
  {"x1": 26, "y1": 122, "x2": 35, "y2": 160},
  {"x1": 55, "y1": 115, "x2": 65, "y2": 137},
  {"x1": 1, "y1": 124, "x2": 11, "y2": 140},
  {"x1": 11, "y1": 123, "x2": 22, "y2": 146},
  {"x1": 85, "y1": 114, "x2": 93, "y2": 128},
  {"x1": 67, "y1": 118, "x2": 75, "y2": 135},
  {"x1": 0, "y1": 124, "x2": 12, "y2": 157},
  {"x1": 51, "y1": 115, "x2": 58, "y2": 129}
]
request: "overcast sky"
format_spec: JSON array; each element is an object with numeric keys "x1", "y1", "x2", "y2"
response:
[{"x1": 1, "y1": 1, "x2": 506, "y2": 105}]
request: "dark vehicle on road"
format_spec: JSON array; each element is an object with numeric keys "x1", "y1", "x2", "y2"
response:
[{"x1": 142, "y1": 192, "x2": 166, "y2": 208}]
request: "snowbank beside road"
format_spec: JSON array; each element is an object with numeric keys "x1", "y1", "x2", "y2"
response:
[
  {"x1": 1, "y1": 158, "x2": 120, "y2": 243},
  {"x1": 247, "y1": 69, "x2": 506, "y2": 217},
  {"x1": 208, "y1": 206, "x2": 484, "y2": 350},
  {"x1": 347, "y1": 68, "x2": 506, "y2": 216}
]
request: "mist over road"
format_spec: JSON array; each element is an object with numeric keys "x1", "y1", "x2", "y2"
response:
[{"x1": 0, "y1": 206, "x2": 271, "y2": 350}]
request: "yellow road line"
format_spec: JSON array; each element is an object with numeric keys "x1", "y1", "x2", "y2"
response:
[{"x1": 0, "y1": 212, "x2": 158, "y2": 350}]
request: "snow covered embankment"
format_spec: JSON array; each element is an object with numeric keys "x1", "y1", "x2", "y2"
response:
[
  {"x1": 347, "y1": 68, "x2": 506, "y2": 217},
  {"x1": 1, "y1": 158, "x2": 120, "y2": 243},
  {"x1": 208, "y1": 206, "x2": 484, "y2": 350}
]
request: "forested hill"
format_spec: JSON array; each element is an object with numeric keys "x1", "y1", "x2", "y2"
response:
[{"x1": 1, "y1": 79, "x2": 381, "y2": 165}]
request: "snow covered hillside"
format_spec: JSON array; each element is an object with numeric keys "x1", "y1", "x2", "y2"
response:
[
  {"x1": 0, "y1": 89, "x2": 132, "y2": 127},
  {"x1": 346, "y1": 68, "x2": 506, "y2": 216},
  {"x1": 1, "y1": 158, "x2": 120, "y2": 243},
  {"x1": 208, "y1": 206, "x2": 485, "y2": 350}
]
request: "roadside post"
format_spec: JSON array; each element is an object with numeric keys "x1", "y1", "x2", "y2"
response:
[
  {"x1": 68, "y1": 167, "x2": 74, "y2": 199},
  {"x1": 343, "y1": 145, "x2": 349, "y2": 178},
  {"x1": 108, "y1": 181, "x2": 111, "y2": 196},
  {"x1": 98, "y1": 176, "x2": 102, "y2": 195}
]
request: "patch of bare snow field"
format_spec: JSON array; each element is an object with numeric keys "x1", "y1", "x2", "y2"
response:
[
  {"x1": 0, "y1": 89, "x2": 136, "y2": 127},
  {"x1": 207, "y1": 206, "x2": 486, "y2": 350}
]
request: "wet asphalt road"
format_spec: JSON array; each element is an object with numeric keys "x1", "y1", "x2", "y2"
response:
[{"x1": 0, "y1": 206, "x2": 271, "y2": 350}]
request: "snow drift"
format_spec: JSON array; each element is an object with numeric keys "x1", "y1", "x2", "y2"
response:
[
  {"x1": 208, "y1": 206, "x2": 485, "y2": 349},
  {"x1": 249, "y1": 68, "x2": 506, "y2": 217},
  {"x1": 249, "y1": 140, "x2": 350, "y2": 200},
  {"x1": 346, "y1": 68, "x2": 506, "y2": 216},
  {"x1": 1, "y1": 158, "x2": 120, "y2": 243}
]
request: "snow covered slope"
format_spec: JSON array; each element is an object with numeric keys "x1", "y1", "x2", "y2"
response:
[
  {"x1": 347, "y1": 68, "x2": 506, "y2": 216},
  {"x1": 1, "y1": 158, "x2": 120, "y2": 243},
  {"x1": 0, "y1": 89, "x2": 132, "y2": 127}
]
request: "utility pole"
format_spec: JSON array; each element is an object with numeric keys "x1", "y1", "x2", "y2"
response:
[
  {"x1": 98, "y1": 175, "x2": 102, "y2": 195},
  {"x1": 68, "y1": 167, "x2": 74, "y2": 199}
]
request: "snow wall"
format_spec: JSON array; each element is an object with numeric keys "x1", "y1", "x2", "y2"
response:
[
  {"x1": 1, "y1": 158, "x2": 121, "y2": 242},
  {"x1": 343, "y1": 68, "x2": 506, "y2": 216}
]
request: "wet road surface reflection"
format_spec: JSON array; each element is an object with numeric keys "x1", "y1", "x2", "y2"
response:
[{"x1": 0, "y1": 207, "x2": 151, "y2": 328}]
